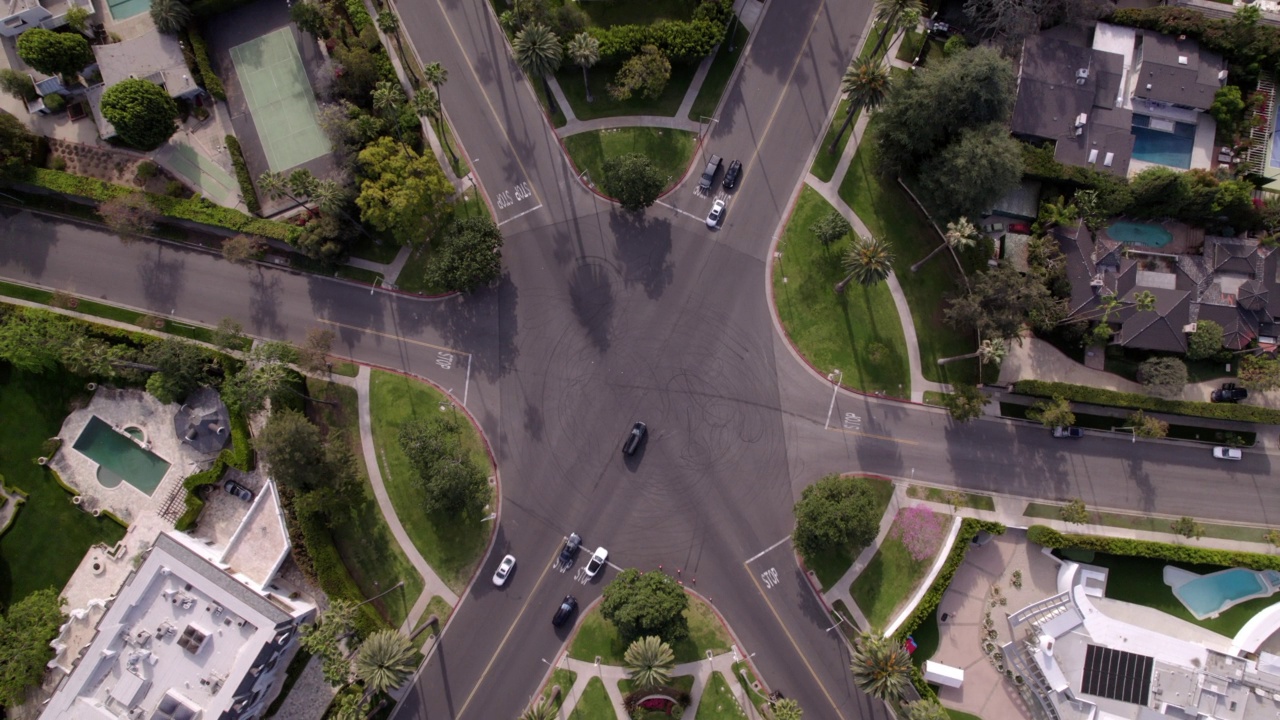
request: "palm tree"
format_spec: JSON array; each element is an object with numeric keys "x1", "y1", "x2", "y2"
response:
[
  {"x1": 519, "y1": 699, "x2": 558, "y2": 720},
  {"x1": 912, "y1": 216, "x2": 979, "y2": 272},
  {"x1": 513, "y1": 23, "x2": 563, "y2": 115},
  {"x1": 372, "y1": 80, "x2": 408, "y2": 151},
  {"x1": 412, "y1": 88, "x2": 459, "y2": 169},
  {"x1": 567, "y1": 32, "x2": 600, "y2": 103},
  {"x1": 938, "y1": 337, "x2": 1007, "y2": 366},
  {"x1": 849, "y1": 633, "x2": 912, "y2": 703},
  {"x1": 828, "y1": 58, "x2": 890, "y2": 154},
  {"x1": 423, "y1": 61, "x2": 449, "y2": 99},
  {"x1": 868, "y1": 0, "x2": 924, "y2": 59},
  {"x1": 308, "y1": 180, "x2": 346, "y2": 215},
  {"x1": 258, "y1": 171, "x2": 311, "y2": 216},
  {"x1": 377, "y1": 9, "x2": 404, "y2": 63},
  {"x1": 420, "y1": 63, "x2": 461, "y2": 168},
  {"x1": 623, "y1": 636, "x2": 674, "y2": 691},
  {"x1": 354, "y1": 629, "x2": 416, "y2": 696},
  {"x1": 835, "y1": 234, "x2": 895, "y2": 293},
  {"x1": 1038, "y1": 195, "x2": 1078, "y2": 232},
  {"x1": 150, "y1": 0, "x2": 191, "y2": 34}
]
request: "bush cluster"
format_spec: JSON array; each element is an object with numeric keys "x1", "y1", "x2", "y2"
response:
[
  {"x1": 296, "y1": 509, "x2": 385, "y2": 636},
  {"x1": 346, "y1": 0, "x2": 372, "y2": 32},
  {"x1": 1027, "y1": 524, "x2": 1280, "y2": 570},
  {"x1": 224, "y1": 135, "x2": 260, "y2": 215},
  {"x1": 591, "y1": 19, "x2": 725, "y2": 65},
  {"x1": 1013, "y1": 379, "x2": 1280, "y2": 424},
  {"x1": 185, "y1": 26, "x2": 225, "y2": 101}
]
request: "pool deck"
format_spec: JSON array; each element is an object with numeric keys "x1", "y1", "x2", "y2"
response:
[{"x1": 1103, "y1": 219, "x2": 1203, "y2": 256}]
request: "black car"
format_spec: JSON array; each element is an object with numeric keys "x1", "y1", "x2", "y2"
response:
[
  {"x1": 622, "y1": 421, "x2": 647, "y2": 456},
  {"x1": 1212, "y1": 383, "x2": 1248, "y2": 403},
  {"x1": 224, "y1": 479, "x2": 253, "y2": 502},
  {"x1": 722, "y1": 159, "x2": 742, "y2": 190},
  {"x1": 558, "y1": 533, "x2": 582, "y2": 567},
  {"x1": 552, "y1": 595, "x2": 578, "y2": 627}
]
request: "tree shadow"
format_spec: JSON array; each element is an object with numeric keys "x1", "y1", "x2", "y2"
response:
[
  {"x1": 609, "y1": 211, "x2": 673, "y2": 300},
  {"x1": 568, "y1": 258, "x2": 615, "y2": 353},
  {"x1": 136, "y1": 245, "x2": 186, "y2": 311},
  {"x1": 0, "y1": 209, "x2": 59, "y2": 277}
]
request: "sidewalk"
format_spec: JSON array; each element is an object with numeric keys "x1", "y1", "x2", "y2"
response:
[{"x1": 548, "y1": 650, "x2": 756, "y2": 719}]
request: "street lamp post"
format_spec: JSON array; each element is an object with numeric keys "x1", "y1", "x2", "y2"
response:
[{"x1": 698, "y1": 115, "x2": 719, "y2": 161}]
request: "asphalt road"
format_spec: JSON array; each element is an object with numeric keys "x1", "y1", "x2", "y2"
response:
[{"x1": 3, "y1": 0, "x2": 1280, "y2": 716}]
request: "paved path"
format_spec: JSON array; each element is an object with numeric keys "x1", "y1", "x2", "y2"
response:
[
  {"x1": 821, "y1": 482, "x2": 906, "y2": 631},
  {"x1": 547, "y1": 651, "x2": 759, "y2": 719}
]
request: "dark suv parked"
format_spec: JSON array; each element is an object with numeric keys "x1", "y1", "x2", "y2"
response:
[
  {"x1": 1212, "y1": 383, "x2": 1248, "y2": 403},
  {"x1": 558, "y1": 533, "x2": 581, "y2": 567},
  {"x1": 623, "y1": 422, "x2": 647, "y2": 456},
  {"x1": 698, "y1": 155, "x2": 722, "y2": 191},
  {"x1": 722, "y1": 159, "x2": 742, "y2": 189},
  {"x1": 552, "y1": 595, "x2": 578, "y2": 627}
]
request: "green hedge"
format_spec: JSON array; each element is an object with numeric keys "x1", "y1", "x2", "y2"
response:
[
  {"x1": 590, "y1": 19, "x2": 725, "y2": 64},
  {"x1": 1013, "y1": 380, "x2": 1280, "y2": 424},
  {"x1": 894, "y1": 519, "x2": 1006, "y2": 699},
  {"x1": 1027, "y1": 525, "x2": 1280, "y2": 570},
  {"x1": 298, "y1": 509, "x2": 385, "y2": 637},
  {"x1": 24, "y1": 168, "x2": 301, "y2": 242},
  {"x1": 224, "y1": 135, "x2": 260, "y2": 215},
  {"x1": 174, "y1": 457, "x2": 226, "y2": 531},
  {"x1": 186, "y1": 26, "x2": 225, "y2": 101},
  {"x1": 346, "y1": 0, "x2": 371, "y2": 32}
]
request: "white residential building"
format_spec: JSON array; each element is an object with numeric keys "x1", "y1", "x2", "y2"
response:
[{"x1": 0, "y1": 0, "x2": 93, "y2": 38}]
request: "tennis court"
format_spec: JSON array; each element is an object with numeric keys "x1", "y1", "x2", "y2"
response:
[{"x1": 229, "y1": 28, "x2": 329, "y2": 173}]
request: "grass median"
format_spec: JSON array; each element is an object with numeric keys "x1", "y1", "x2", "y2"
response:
[
  {"x1": 804, "y1": 477, "x2": 895, "y2": 591},
  {"x1": 562, "y1": 127, "x2": 697, "y2": 195},
  {"x1": 569, "y1": 592, "x2": 731, "y2": 664}
]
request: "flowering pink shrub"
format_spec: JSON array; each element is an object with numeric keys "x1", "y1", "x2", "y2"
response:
[{"x1": 891, "y1": 504, "x2": 947, "y2": 562}]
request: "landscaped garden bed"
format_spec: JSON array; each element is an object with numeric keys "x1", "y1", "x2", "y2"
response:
[
  {"x1": 562, "y1": 127, "x2": 696, "y2": 194},
  {"x1": 801, "y1": 475, "x2": 896, "y2": 591},
  {"x1": 569, "y1": 591, "x2": 730, "y2": 664},
  {"x1": 851, "y1": 505, "x2": 951, "y2": 630}
]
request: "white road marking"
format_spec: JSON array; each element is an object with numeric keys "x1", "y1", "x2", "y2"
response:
[
  {"x1": 496, "y1": 202, "x2": 544, "y2": 227},
  {"x1": 463, "y1": 353, "x2": 472, "y2": 407},
  {"x1": 745, "y1": 535, "x2": 792, "y2": 564},
  {"x1": 655, "y1": 199, "x2": 706, "y2": 223}
]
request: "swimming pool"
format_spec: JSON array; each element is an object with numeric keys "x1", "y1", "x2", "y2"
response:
[
  {"x1": 1104, "y1": 221, "x2": 1173, "y2": 248},
  {"x1": 1131, "y1": 115, "x2": 1196, "y2": 170},
  {"x1": 1173, "y1": 568, "x2": 1270, "y2": 619},
  {"x1": 107, "y1": 0, "x2": 151, "y2": 20},
  {"x1": 72, "y1": 416, "x2": 170, "y2": 496}
]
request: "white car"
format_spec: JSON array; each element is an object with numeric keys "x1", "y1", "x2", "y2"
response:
[
  {"x1": 492, "y1": 554, "x2": 516, "y2": 586},
  {"x1": 584, "y1": 547, "x2": 608, "y2": 578},
  {"x1": 1213, "y1": 447, "x2": 1242, "y2": 461},
  {"x1": 706, "y1": 199, "x2": 725, "y2": 228}
]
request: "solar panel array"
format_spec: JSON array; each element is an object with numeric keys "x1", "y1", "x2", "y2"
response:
[{"x1": 1081, "y1": 644, "x2": 1153, "y2": 705}]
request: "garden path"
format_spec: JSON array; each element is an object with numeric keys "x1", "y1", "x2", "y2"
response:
[{"x1": 550, "y1": 650, "x2": 755, "y2": 719}]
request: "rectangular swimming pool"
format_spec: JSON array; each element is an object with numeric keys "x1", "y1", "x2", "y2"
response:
[
  {"x1": 72, "y1": 416, "x2": 170, "y2": 496},
  {"x1": 1131, "y1": 115, "x2": 1196, "y2": 170}
]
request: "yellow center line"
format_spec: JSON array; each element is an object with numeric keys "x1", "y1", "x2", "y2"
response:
[
  {"x1": 826, "y1": 426, "x2": 918, "y2": 445},
  {"x1": 744, "y1": 561, "x2": 849, "y2": 720},
  {"x1": 317, "y1": 317, "x2": 469, "y2": 357}
]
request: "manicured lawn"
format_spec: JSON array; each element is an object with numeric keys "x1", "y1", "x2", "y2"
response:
[
  {"x1": 696, "y1": 672, "x2": 748, "y2": 719},
  {"x1": 896, "y1": 29, "x2": 927, "y2": 63},
  {"x1": 811, "y1": 98, "x2": 852, "y2": 183},
  {"x1": 578, "y1": 0, "x2": 693, "y2": 27},
  {"x1": 805, "y1": 476, "x2": 896, "y2": 591},
  {"x1": 773, "y1": 186, "x2": 910, "y2": 397},
  {"x1": 336, "y1": 265, "x2": 383, "y2": 285},
  {"x1": 947, "y1": 711, "x2": 985, "y2": 720},
  {"x1": 0, "y1": 366, "x2": 126, "y2": 607},
  {"x1": 837, "y1": 117, "x2": 980, "y2": 384},
  {"x1": 569, "y1": 677, "x2": 614, "y2": 720},
  {"x1": 397, "y1": 187, "x2": 488, "y2": 295},
  {"x1": 906, "y1": 485, "x2": 995, "y2": 511},
  {"x1": 544, "y1": 668, "x2": 579, "y2": 711},
  {"x1": 1023, "y1": 502, "x2": 1266, "y2": 543},
  {"x1": 331, "y1": 361, "x2": 359, "y2": 378},
  {"x1": 306, "y1": 379, "x2": 424, "y2": 626},
  {"x1": 420, "y1": 595, "x2": 454, "y2": 638},
  {"x1": 556, "y1": 62, "x2": 699, "y2": 121},
  {"x1": 368, "y1": 371, "x2": 491, "y2": 593},
  {"x1": 830, "y1": 599, "x2": 861, "y2": 644},
  {"x1": 850, "y1": 507, "x2": 948, "y2": 631},
  {"x1": 922, "y1": 390, "x2": 948, "y2": 406},
  {"x1": 569, "y1": 593, "x2": 730, "y2": 664},
  {"x1": 562, "y1": 127, "x2": 697, "y2": 195},
  {"x1": 908, "y1": 608, "x2": 940, "y2": 666},
  {"x1": 1086, "y1": 552, "x2": 1280, "y2": 637},
  {"x1": 686, "y1": 20, "x2": 749, "y2": 121}
]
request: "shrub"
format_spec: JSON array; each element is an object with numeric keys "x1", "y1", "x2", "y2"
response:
[
  {"x1": 590, "y1": 19, "x2": 725, "y2": 65},
  {"x1": 135, "y1": 161, "x2": 159, "y2": 182},
  {"x1": 1013, "y1": 379, "x2": 1280, "y2": 424},
  {"x1": 346, "y1": 0, "x2": 372, "y2": 31},
  {"x1": 224, "y1": 135, "x2": 260, "y2": 214},
  {"x1": 174, "y1": 456, "x2": 226, "y2": 530},
  {"x1": 42, "y1": 93, "x2": 65, "y2": 112},
  {"x1": 1027, "y1": 524, "x2": 1280, "y2": 570},
  {"x1": 185, "y1": 26, "x2": 225, "y2": 100},
  {"x1": 296, "y1": 506, "x2": 385, "y2": 636}
]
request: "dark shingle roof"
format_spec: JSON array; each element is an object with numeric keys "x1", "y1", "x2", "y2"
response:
[
  {"x1": 1116, "y1": 288, "x2": 1192, "y2": 353},
  {"x1": 1133, "y1": 32, "x2": 1226, "y2": 110}
]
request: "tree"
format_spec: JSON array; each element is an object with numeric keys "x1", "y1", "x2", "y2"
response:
[
  {"x1": 150, "y1": 0, "x2": 191, "y2": 34},
  {"x1": 425, "y1": 216, "x2": 504, "y2": 292},
  {"x1": 223, "y1": 340, "x2": 317, "y2": 415},
  {"x1": 99, "y1": 192, "x2": 158, "y2": 241},
  {"x1": 0, "y1": 587, "x2": 66, "y2": 707},
  {"x1": 101, "y1": 79, "x2": 179, "y2": 150},
  {"x1": 938, "y1": 337, "x2": 1006, "y2": 368},
  {"x1": 412, "y1": 88, "x2": 458, "y2": 170},
  {"x1": 1187, "y1": 319, "x2": 1225, "y2": 361},
  {"x1": 609, "y1": 44, "x2": 671, "y2": 101},
  {"x1": 1239, "y1": 353, "x2": 1280, "y2": 391},
  {"x1": 773, "y1": 698, "x2": 804, "y2": 720},
  {"x1": 1265, "y1": 529, "x2": 1280, "y2": 548},
  {"x1": 913, "y1": 216, "x2": 979, "y2": 273},
  {"x1": 905, "y1": 700, "x2": 949, "y2": 720},
  {"x1": 601, "y1": 152, "x2": 665, "y2": 212},
  {"x1": 1061, "y1": 498, "x2": 1088, "y2": 524},
  {"x1": 16, "y1": 28, "x2": 93, "y2": 78},
  {"x1": 354, "y1": 629, "x2": 415, "y2": 695},
  {"x1": 1037, "y1": 195, "x2": 1078, "y2": 232},
  {"x1": 891, "y1": 505, "x2": 947, "y2": 561},
  {"x1": 0, "y1": 109, "x2": 33, "y2": 176},
  {"x1": 1137, "y1": 356, "x2": 1187, "y2": 399},
  {"x1": 829, "y1": 58, "x2": 891, "y2": 154},
  {"x1": 301, "y1": 599, "x2": 357, "y2": 686},
  {"x1": 914, "y1": 122, "x2": 1023, "y2": 221},
  {"x1": 792, "y1": 474, "x2": 881, "y2": 559},
  {"x1": 332, "y1": 43, "x2": 383, "y2": 103},
  {"x1": 64, "y1": 5, "x2": 91, "y2": 34},
  {"x1": 376, "y1": 9, "x2": 402, "y2": 61},
  {"x1": 1171, "y1": 516, "x2": 1205, "y2": 540},
  {"x1": 963, "y1": 0, "x2": 1106, "y2": 50},
  {"x1": 296, "y1": 328, "x2": 335, "y2": 375},
  {"x1": 810, "y1": 210, "x2": 851, "y2": 247},
  {"x1": 850, "y1": 633, "x2": 912, "y2": 703},
  {"x1": 869, "y1": 0, "x2": 924, "y2": 59},
  {"x1": 600, "y1": 569, "x2": 689, "y2": 643},
  {"x1": 255, "y1": 409, "x2": 326, "y2": 491},
  {"x1": 141, "y1": 337, "x2": 211, "y2": 403},
  {"x1": 223, "y1": 234, "x2": 265, "y2": 265},
  {"x1": 1028, "y1": 395, "x2": 1074, "y2": 429},
  {"x1": 945, "y1": 262, "x2": 1059, "y2": 339},
  {"x1": 291, "y1": 1, "x2": 330, "y2": 38},
  {"x1": 512, "y1": 23, "x2": 562, "y2": 114},
  {"x1": 371, "y1": 80, "x2": 407, "y2": 149},
  {"x1": 1209, "y1": 85, "x2": 1246, "y2": 138},
  {"x1": 212, "y1": 317, "x2": 246, "y2": 352},
  {"x1": 623, "y1": 636, "x2": 674, "y2": 690},
  {"x1": 356, "y1": 136, "x2": 454, "y2": 245},
  {"x1": 398, "y1": 414, "x2": 489, "y2": 516},
  {"x1": 520, "y1": 699, "x2": 558, "y2": 720},
  {"x1": 942, "y1": 384, "x2": 987, "y2": 423},
  {"x1": 567, "y1": 32, "x2": 600, "y2": 102},
  {"x1": 835, "y1": 234, "x2": 894, "y2": 293},
  {"x1": 1127, "y1": 410, "x2": 1168, "y2": 439},
  {"x1": 0, "y1": 69, "x2": 36, "y2": 103}
]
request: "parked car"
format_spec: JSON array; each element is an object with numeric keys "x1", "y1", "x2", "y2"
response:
[
  {"x1": 706, "y1": 199, "x2": 725, "y2": 228},
  {"x1": 698, "y1": 155, "x2": 722, "y2": 191},
  {"x1": 980, "y1": 222, "x2": 1004, "y2": 234},
  {"x1": 223, "y1": 479, "x2": 253, "y2": 502},
  {"x1": 584, "y1": 547, "x2": 609, "y2": 578},
  {"x1": 1211, "y1": 383, "x2": 1248, "y2": 403},
  {"x1": 622, "y1": 422, "x2": 647, "y2": 456},
  {"x1": 492, "y1": 554, "x2": 516, "y2": 587},
  {"x1": 722, "y1": 159, "x2": 742, "y2": 189},
  {"x1": 1213, "y1": 446, "x2": 1243, "y2": 461},
  {"x1": 552, "y1": 595, "x2": 579, "y2": 627},
  {"x1": 558, "y1": 533, "x2": 582, "y2": 567},
  {"x1": 1052, "y1": 426, "x2": 1084, "y2": 438},
  {"x1": 1009, "y1": 222, "x2": 1032, "y2": 234}
]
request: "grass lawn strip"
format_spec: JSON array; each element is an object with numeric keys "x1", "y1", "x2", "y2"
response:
[
  {"x1": 556, "y1": 62, "x2": 698, "y2": 121},
  {"x1": 1024, "y1": 502, "x2": 1268, "y2": 543},
  {"x1": 686, "y1": 19, "x2": 749, "y2": 121},
  {"x1": 947, "y1": 711, "x2": 985, "y2": 720},
  {"x1": 568, "y1": 593, "x2": 731, "y2": 664},
  {"x1": 906, "y1": 485, "x2": 995, "y2": 511},
  {"x1": 806, "y1": 477, "x2": 896, "y2": 591},
  {"x1": 569, "y1": 676, "x2": 615, "y2": 720},
  {"x1": 368, "y1": 370, "x2": 491, "y2": 593},
  {"x1": 730, "y1": 661, "x2": 767, "y2": 714},
  {"x1": 420, "y1": 595, "x2": 453, "y2": 638},
  {"x1": 850, "y1": 507, "x2": 944, "y2": 631},
  {"x1": 562, "y1": 127, "x2": 697, "y2": 195},
  {"x1": 808, "y1": 22, "x2": 889, "y2": 181},
  {"x1": 543, "y1": 668, "x2": 579, "y2": 711},
  {"x1": 306, "y1": 379, "x2": 424, "y2": 626},
  {"x1": 837, "y1": 116, "x2": 980, "y2": 384},
  {"x1": 0, "y1": 367, "x2": 126, "y2": 606},
  {"x1": 0, "y1": 281, "x2": 217, "y2": 345},
  {"x1": 773, "y1": 186, "x2": 910, "y2": 398},
  {"x1": 697, "y1": 671, "x2": 749, "y2": 720}
]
